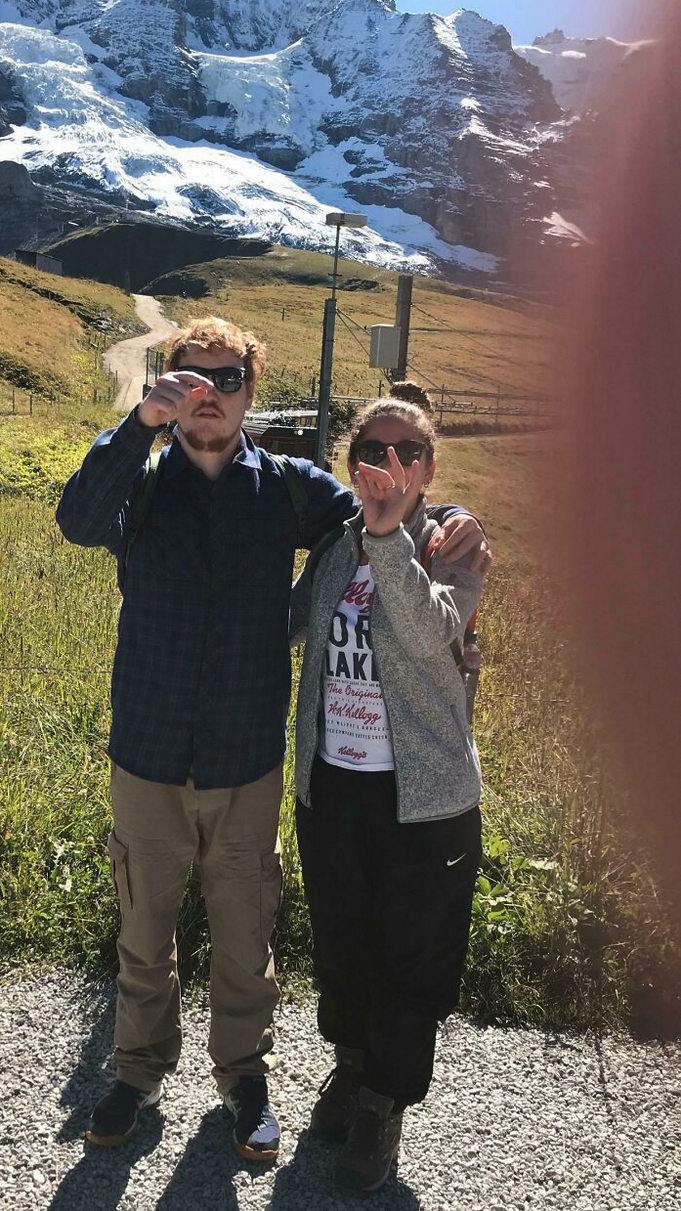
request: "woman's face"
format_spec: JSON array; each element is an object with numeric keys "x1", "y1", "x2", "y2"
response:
[{"x1": 348, "y1": 416, "x2": 435, "y2": 518}]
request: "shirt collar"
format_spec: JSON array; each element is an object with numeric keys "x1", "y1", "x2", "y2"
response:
[
  {"x1": 163, "y1": 427, "x2": 261, "y2": 479},
  {"x1": 233, "y1": 428, "x2": 261, "y2": 470}
]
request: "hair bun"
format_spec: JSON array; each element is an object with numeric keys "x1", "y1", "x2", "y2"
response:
[{"x1": 388, "y1": 381, "x2": 433, "y2": 413}]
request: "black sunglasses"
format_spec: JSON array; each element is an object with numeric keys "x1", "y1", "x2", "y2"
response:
[
  {"x1": 355, "y1": 439, "x2": 427, "y2": 467},
  {"x1": 176, "y1": 365, "x2": 247, "y2": 394}
]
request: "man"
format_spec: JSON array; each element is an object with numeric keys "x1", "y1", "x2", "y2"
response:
[{"x1": 56, "y1": 316, "x2": 490, "y2": 1158}]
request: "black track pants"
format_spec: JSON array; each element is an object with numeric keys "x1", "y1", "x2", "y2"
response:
[{"x1": 296, "y1": 755, "x2": 482, "y2": 1111}]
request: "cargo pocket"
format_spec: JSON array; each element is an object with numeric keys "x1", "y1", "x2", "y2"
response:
[
  {"x1": 260, "y1": 851, "x2": 283, "y2": 947},
  {"x1": 107, "y1": 830, "x2": 133, "y2": 913}
]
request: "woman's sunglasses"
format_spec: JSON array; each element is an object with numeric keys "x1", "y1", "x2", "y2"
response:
[
  {"x1": 355, "y1": 439, "x2": 427, "y2": 467},
  {"x1": 177, "y1": 366, "x2": 247, "y2": 394}
]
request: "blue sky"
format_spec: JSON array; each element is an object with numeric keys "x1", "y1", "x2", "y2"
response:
[{"x1": 393, "y1": 1, "x2": 663, "y2": 45}]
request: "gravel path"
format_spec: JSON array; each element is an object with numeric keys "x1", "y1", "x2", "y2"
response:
[
  {"x1": 103, "y1": 295, "x2": 178, "y2": 412},
  {"x1": 1, "y1": 971, "x2": 679, "y2": 1211}
]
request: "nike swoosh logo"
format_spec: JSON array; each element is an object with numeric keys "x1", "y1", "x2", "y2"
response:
[{"x1": 447, "y1": 854, "x2": 466, "y2": 867}]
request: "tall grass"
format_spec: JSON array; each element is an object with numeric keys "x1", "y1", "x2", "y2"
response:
[{"x1": 1, "y1": 497, "x2": 677, "y2": 1028}]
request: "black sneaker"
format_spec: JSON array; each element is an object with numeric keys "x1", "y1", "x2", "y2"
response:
[
  {"x1": 85, "y1": 1080, "x2": 162, "y2": 1147},
  {"x1": 224, "y1": 1076, "x2": 280, "y2": 1161},
  {"x1": 310, "y1": 1047, "x2": 364, "y2": 1142},
  {"x1": 334, "y1": 1086, "x2": 403, "y2": 1193}
]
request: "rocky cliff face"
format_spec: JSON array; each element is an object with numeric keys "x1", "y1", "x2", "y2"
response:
[{"x1": 0, "y1": 2, "x2": 580, "y2": 280}]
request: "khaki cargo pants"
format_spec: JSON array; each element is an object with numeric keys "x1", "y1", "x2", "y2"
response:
[{"x1": 107, "y1": 761, "x2": 283, "y2": 1096}]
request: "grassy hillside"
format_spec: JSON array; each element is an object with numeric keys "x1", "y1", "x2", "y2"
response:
[
  {"x1": 44, "y1": 223, "x2": 272, "y2": 293},
  {"x1": 40, "y1": 224, "x2": 556, "y2": 407},
  {"x1": 0, "y1": 256, "x2": 143, "y2": 499},
  {"x1": 153, "y1": 247, "x2": 555, "y2": 406}
]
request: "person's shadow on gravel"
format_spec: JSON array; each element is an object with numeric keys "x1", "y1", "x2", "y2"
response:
[
  {"x1": 154, "y1": 1107, "x2": 244, "y2": 1211},
  {"x1": 55, "y1": 979, "x2": 117, "y2": 1143},
  {"x1": 47, "y1": 1111, "x2": 165, "y2": 1211},
  {"x1": 266, "y1": 1130, "x2": 422, "y2": 1211}
]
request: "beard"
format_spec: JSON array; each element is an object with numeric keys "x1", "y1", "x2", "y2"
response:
[{"x1": 181, "y1": 426, "x2": 236, "y2": 453}]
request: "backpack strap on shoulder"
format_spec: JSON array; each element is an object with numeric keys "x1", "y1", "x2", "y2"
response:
[
  {"x1": 271, "y1": 453, "x2": 309, "y2": 541},
  {"x1": 123, "y1": 450, "x2": 164, "y2": 576},
  {"x1": 307, "y1": 522, "x2": 347, "y2": 585}
]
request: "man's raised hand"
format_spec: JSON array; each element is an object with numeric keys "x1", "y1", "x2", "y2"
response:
[
  {"x1": 137, "y1": 371, "x2": 212, "y2": 429},
  {"x1": 432, "y1": 514, "x2": 493, "y2": 574}
]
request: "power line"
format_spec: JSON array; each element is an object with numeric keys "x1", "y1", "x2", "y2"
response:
[
  {"x1": 335, "y1": 302, "x2": 492, "y2": 395},
  {"x1": 411, "y1": 301, "x2": 444, "y2": 327},
  {"x1": 336, "y1": 309, "x2": 392, "y2": 386},
  {"x1": 336, "y1": 307, "x2": 370, "y2": 335},
  {"x1": 410, "y1": 301, "x2": 543, "y2": 341},
  {"x1": 336, "y1": 308, "x2": 372, "y2": 356}
]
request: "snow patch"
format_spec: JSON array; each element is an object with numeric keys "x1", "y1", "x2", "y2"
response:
[
  {"x1": 196, "y1": 42, "x2": 336, "y2": 154},
  {"x1": 542, "y1": 211, "x2": 592, "y2": 245}
]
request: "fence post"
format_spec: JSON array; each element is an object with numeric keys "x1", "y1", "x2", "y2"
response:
[
  {"x1": 12, "y1": 387, "x2": 15, "y2": 414},
  {"x1": 29, "y1": 394, "x2": 33, "y2": 416}
]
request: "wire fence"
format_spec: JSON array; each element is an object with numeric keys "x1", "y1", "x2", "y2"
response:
[
  {"x1": 0, "y1": 381, "x2": 38, "y2": 416},
  {"x1": 295, "y1": 388, "x2": 554, "y2": 423}
]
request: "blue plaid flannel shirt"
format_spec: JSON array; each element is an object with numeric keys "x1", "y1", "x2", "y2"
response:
[{"x1": 56, "y1": 407, "x2": 467, "y2": 789}]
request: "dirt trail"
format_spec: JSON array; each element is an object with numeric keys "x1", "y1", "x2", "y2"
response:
[{"x1": 104, "y1": 294, "x2": 178, "y2": 412}]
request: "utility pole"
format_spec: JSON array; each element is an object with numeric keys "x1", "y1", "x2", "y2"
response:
[
  {"x1": 315, "y1": 211, "x2": 368, "y2": 467},
  {"x1": 394, "y1": 274, "x2": 413, "y2": 381},
  {"x1": 315, "y1": 298, "x2": 336, "y2": 468}
]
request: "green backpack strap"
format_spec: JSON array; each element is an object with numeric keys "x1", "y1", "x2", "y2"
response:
[
  {"x1": 271, "y1": 453, "x2": 308, "y2": 542},
  {"x1": 123, "y1": 450, "x2": 164, "y2": 577}
]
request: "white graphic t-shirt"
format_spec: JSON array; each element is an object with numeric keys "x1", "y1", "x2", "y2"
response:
[{"x1": 318, "y1": 564, "x2": 395, "y2": 771}]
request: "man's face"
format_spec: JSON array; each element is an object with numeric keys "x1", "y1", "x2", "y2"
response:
[{"x1": 175, "y1": 345, "x2": 252, "y2": 454}]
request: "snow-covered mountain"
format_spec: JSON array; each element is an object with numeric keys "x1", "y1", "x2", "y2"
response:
[
  {"x1": 514, "y1": 28, "x2": 654, "y2": 115},
  {"x1": 0, "y1": 3, "x2": 604, "y2": 281}
]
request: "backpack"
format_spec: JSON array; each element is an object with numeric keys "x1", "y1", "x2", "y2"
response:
[
  {"x1": 122, "y1": 450, "x2": 164, "y2": 580},
  {"x1": 270, "y1": 453, "x2": 308, "y2": 536}
]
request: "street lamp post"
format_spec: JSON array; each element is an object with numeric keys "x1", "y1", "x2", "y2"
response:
[{"x1": 315, "y1": 211, "x2": 368, "y2": 468}]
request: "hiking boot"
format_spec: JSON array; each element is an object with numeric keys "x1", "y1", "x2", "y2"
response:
[
  {"x1": 224, "y1": 1076, "x2": 280, "y2": 1161},
  {"x1": 310, "y1": 1046, "x2": 364, "y2": 1142},
  {"x1": 85, "y1": 1079, "x2": 162, "y2": 1147},
  {"x1": 334, "y1": 1086, "x2": 403, "y2": 1193}
]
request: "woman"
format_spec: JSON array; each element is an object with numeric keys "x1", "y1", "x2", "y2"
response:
[{"x1": 290, "y1": 398, "x2": 483, "y2": 1193}]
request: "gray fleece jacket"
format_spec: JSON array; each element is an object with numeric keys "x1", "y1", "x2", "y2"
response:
[{"x1": 290, "y1": 499, "x2": 483, "y2": 823}]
